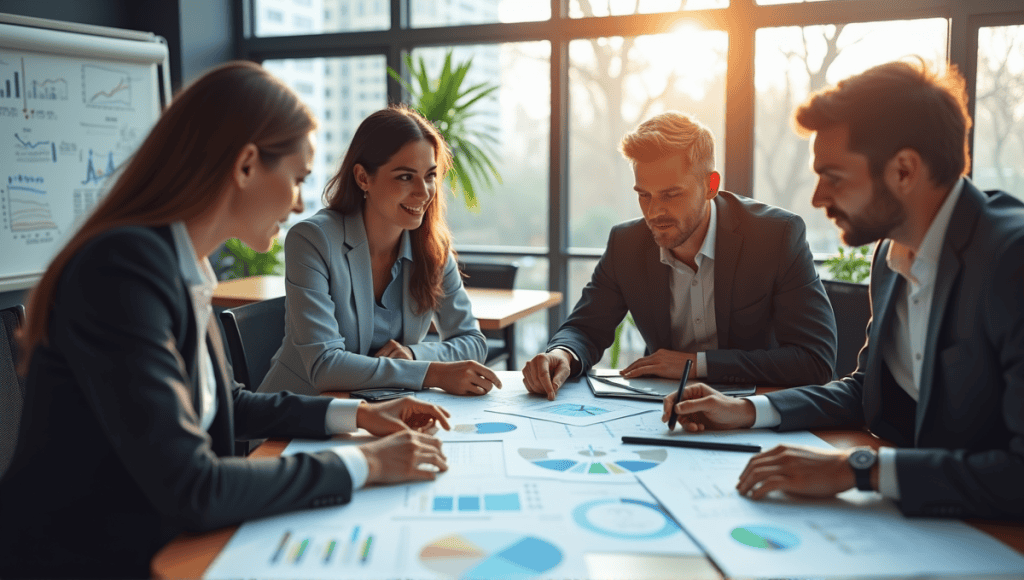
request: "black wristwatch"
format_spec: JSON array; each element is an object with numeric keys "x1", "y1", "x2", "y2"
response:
[{"x1": 848, "y1": 447, "x2": 877, "y2": 491}]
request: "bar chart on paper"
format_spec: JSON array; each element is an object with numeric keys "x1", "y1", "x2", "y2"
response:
[{"x1": 397, "y1": 480, "x2": 545, "y2": 518}]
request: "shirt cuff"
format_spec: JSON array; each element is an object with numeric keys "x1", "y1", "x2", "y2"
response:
[
  {"x1": 877, "y1": 447, "x2": 901, "y2": 500},
  {"x1": 695, "y1": 352, "x2": 707, "y2": 378},
  {"x1": 748, "y1": 395, "x2": 782, "y2": 429},
  {"x1": 324, "y1": 398, "x2": 362, "y2": 434},
  {"x1": 331, "y1": 446, "x2": 369, "y2": 490},
  {"x1": 550, "y1": 346, "x2": 579, "y2": 363}
]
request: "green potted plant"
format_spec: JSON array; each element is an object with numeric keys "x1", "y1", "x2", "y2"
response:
[
  {"x1": 823, "y1": 245, "x2": 871, "y2": 283},
  {"x1": 212, "y1": 238, "x2": 284, "y2": 280},
  {"x1": 388, "y1": 50, "x2": 502, "y2": 210}
]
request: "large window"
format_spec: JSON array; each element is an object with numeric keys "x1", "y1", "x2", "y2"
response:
[
  {"x1": 240, "y1": 0, "x2": 1024, "y2": 359},
  {"x1": 753, "y1": 19, "x2": 948, "y2": 254},
  {"x1": 973, "y1": 24, "x2": 1024, "y2": 197}
]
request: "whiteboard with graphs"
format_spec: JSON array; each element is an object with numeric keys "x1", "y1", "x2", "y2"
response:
[{"x1": 0, "y1": 17, "x2": 168, "y2": 291}]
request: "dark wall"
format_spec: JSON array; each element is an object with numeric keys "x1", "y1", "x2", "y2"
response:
[{"x1": 0, "y1": 0, "x2": 235, "y2": 308}]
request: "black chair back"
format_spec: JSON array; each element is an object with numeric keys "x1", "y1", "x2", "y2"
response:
[
  {"x1": 822, "y1": 280, "x2": 871, "y2": 379},
  {"x1": 459, "y1": 261, "x2": 519, "y2": 369},
  {"x1": 0, "y1": 305, "x2": 26, "y2": 479},
  {"x1": 219, "y1": 296, "x2": 287, "y2": 392}
]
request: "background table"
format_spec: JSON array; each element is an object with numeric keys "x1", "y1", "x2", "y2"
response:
[{"x1": 213, "y1": 275, "x2": 562, "y2": 370}]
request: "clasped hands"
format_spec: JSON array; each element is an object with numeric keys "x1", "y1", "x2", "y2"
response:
[{"x1": 663, "y1": 383, "x2": 865, "y2": 499}]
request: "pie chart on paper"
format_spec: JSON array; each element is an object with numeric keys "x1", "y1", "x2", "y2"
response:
[
  {"x1": 419, "y1": 532, "x2": 563, "y2": 579},
  {"x1": 518, "y1": 444, "x2": 667, "y2": 475}
]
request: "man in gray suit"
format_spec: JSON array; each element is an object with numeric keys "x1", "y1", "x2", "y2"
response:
[
  {"x1": 523, "y1": 112, "x2": 837, "y2": 400},
  {"x1": 665, "y1": 60, "x2": 1024, "y2": 519}
]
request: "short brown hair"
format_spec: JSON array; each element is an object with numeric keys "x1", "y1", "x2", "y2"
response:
[
  {"x1": 619, "y1": 111, "x2": 715, "y2": 176},
  {"x1": 794, "y1": 58, "x2": 971, "y2": 187}
]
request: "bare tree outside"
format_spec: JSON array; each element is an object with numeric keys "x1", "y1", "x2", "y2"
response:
[
  {"x1": 753, "y1": 19, "x2": 947, "y2": 255},
  {"x1": 568, "y1": 1, "x2": 728, "y2": 249},
  {"x1": 973, "y1": 25, "x2": 1024, "y2": 198}
]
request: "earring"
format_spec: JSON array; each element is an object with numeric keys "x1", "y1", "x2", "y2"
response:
[{"x1": 362, "y1": 189, "x2": 367, "y2": 199}]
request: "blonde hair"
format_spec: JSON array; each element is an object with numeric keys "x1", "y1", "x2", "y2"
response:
[{"x1": 619, "y1": 111, "x2": 715, "y2": 177}]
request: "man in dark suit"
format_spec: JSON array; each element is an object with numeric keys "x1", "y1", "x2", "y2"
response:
[
  {"x1": 666, "y1": 60, "x2": 1024, "y2": 519},
  {"x1": 523, "y1": 111, "x2": 837, "y2": 399}
]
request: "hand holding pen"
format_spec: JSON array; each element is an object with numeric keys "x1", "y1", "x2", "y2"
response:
[{"x1": 662, "y1": 376, "x2": 758, "y2": 432}]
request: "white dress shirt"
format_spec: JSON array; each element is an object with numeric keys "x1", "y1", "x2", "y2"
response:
[
  {"x1": 749, "y1": 178, "x2": 965, "y2": 500},
  {"x1": 659, "y1": 200, "x2": 719, "y2": 377},
  {"x1": 555, "y1": 201, "x2": 720, "y2": 376},
  {"x1": 170, "y1": 222, "x2": 369, "y2": 489}
]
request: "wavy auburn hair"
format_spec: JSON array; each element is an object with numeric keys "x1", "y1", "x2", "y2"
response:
[
  {"x1": 323, "y1": 105, "x2": 454, "y2": 315},
  {"x1": 20, "y1": 61, "x2": 316, "y2": 372}
]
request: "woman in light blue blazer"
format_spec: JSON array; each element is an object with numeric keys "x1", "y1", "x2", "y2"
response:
[{"x1": 260, "y1": 106, "x2": 501, "y2": 396}]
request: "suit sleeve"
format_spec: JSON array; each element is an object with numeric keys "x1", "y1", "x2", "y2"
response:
[
  {"x1": 283, "y1": 222, "x2": 431, "y2": 390},
  {"x1": 893, "y1": 234, "x2": 1024, "y2": 519},
  {"x1": 407, "y1": 253, "x2": 487, "y2": 363},
  {"x1": 54, "y1": 230, "x2": 353, "y2": 532},
  {"x1": 705, "y1": 214, "x2": 838, "y2": 385},
  {"x1": 546, "y1": 228, "x2": 630, "y2": 375}
]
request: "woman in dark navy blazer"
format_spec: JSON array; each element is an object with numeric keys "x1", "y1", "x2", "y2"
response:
[{"x1": 0, "y1": 61, "x2": 451, "y2": 579}]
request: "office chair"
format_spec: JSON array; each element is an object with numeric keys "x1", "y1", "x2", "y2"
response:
[
  {"x1": 459, "y1": 260, "x2": 519, "y2": 370},
  {"x1": 219, "y1": 296, "x2": 287, "y2": 393},
  {"x1": 0, "y1": 304, "x2": 26, "y2": 479},
  {"x1": 822, "y1": 279, "x2": 871, "y2": 379}
]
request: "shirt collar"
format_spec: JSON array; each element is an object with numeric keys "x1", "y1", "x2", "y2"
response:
[
  {"x1": 170, "y1": 221, "x2": 218, "y2": 291},
  {"x1": 660, "y1": 199, "x2": 718, "y2": 268},
  {"x1": 886, "y1": 177, "x2": 964, "y2": 288}
]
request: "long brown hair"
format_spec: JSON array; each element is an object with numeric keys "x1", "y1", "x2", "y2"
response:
[
  {"x1": 19, "y1": 61, "x2": 316, "y2": 371},
  {"x1": 324, "y1": 105, "x2": 454, "y2": 315}
]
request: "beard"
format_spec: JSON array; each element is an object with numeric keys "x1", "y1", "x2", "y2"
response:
[
  {"x1": 647, "y1": 203, "x2": 708, "y2": 251},
  {"x1": 829, "y1": 177, "x2": 906, "y2": 247}
]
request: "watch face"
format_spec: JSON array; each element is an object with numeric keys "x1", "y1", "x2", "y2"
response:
[{"x1": 850, "y1": 449, "x2": 874, "y2": 469}]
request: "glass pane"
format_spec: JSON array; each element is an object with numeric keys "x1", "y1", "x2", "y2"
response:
[
  {"x1": 568, "y1": 29, "x2": 728, "y2": 248},
  {"x1": 568, "y1": 258, "x2": 644, "y2": 369},
  {"x1": 262, "y1": 56, "x2": 388, "y2": 225},
  {"x1": 410, "y1": 43, "x2": 550, "y2": 248},
  {"x1": 973, "y1": 25, "x2": 1024, "y2": 199},
  {"x1": 756, "y1": 0, "x2": 855, "y2": 5},
  {"x1": 570, "y1": 0, "x2": 727, "y2": 18},
  {"x1": 753, "y1": 19, "x2": 947, "y2": 255},
  {"x1": 254, "y1": 0, "x2": 389, "y2": 37},
  {"x1": 411, "y1": 0, "x2": 550, "y2": 27}
]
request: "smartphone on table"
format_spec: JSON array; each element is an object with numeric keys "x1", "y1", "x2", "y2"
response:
[{"x1": 349, "y1": 388, "x2": 414, "y2": 402}]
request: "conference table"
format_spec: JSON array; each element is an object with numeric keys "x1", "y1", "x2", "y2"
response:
[
  {"x1": 212, "y1": 274, "x2": 563, "y2": 370},
  {"x1": 150, "y1": 383, "x2": 1024, "y2": 579}
]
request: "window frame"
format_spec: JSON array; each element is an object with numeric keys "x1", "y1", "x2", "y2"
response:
[{"x1": 236, "y1": 0, "x2": 1024, "y2": 332}]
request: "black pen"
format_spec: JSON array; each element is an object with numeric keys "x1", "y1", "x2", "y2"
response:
[
  {"x1": 622, "y1": 435, "x2": 761, "y2": 453},
  {"x1": 666, "y1": 359, "x2": 693, "y2": 430}
]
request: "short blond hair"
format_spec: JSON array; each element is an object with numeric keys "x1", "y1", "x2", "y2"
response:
[{"x1": 619, "y1": 111, "x2": 715, "y2": 176}]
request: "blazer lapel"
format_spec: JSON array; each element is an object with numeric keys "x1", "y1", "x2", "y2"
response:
[
  {"x1": 203, "y1": 318, "x2": 236, "y2": 457},
  {"x1": 641, "y1": 234, "x2": 673, "y2": 350},
  {"x1": 713, "y1": 196, "x2": 740, "y2": 348},
  {"x1": 865, "y1": 241, "x2": 902, "y2": 426},
  {"x1": 344, "y1": 211, "x2": 374, "y2": 355},
  {"x1": 915, "y1": 184, "x2": 980, "y2": 438}
]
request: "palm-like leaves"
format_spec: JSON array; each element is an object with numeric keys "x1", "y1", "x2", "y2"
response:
[{"x1": 388, "y1": 51, "x2": 502, "y2": 210}]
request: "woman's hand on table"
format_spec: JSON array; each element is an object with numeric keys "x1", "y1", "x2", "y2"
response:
[
  {"x1": 424, "y1": 361, "x2": 502, "y2": 396},
  {"x1": 356, "y1": 397, "x2": 452, "y2": 436}
]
